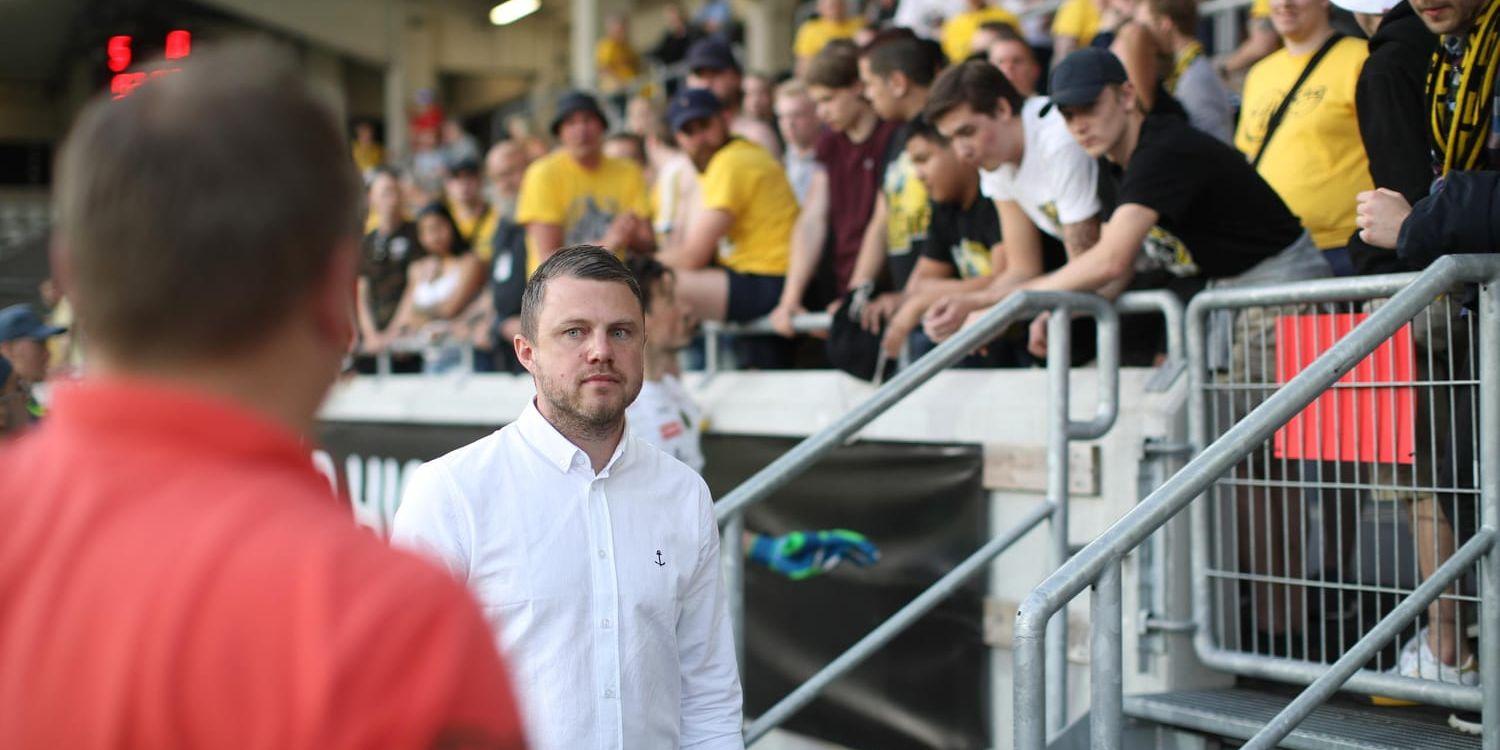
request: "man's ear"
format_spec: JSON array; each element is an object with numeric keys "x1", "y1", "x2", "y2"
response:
[
  {"x1": 889, "y1": 71, "x2": 910, "y2": 98},
  {"x1": 514, "y1": 332, "x2": 537, "y2": 375}
]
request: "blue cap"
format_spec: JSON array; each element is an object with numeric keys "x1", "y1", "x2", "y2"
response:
[
  {"x1": 1044, "y1": 48, "x2": 1128, "y2": 115},
  {"x1": 549, "y1": 90, "x2": 607, "y2": 135},
  {"x1": 685, "y1": 38, "x2": 740, "y2": 73},
  {"x1": 668, "y1": 88, "x2": 725, "y2": 133},
  {"x1": 0, "y1": 304, "x2": 64, "y2": 344}
]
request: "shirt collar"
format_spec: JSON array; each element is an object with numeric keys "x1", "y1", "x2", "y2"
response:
[
  {"x1": 516, "y1": 399, "x2": 631, "y2": 477},
  {"x1": 46, "y1": 377, "x2": 319, "y2": 472}
]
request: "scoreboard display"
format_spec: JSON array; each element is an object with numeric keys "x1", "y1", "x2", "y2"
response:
[{"x1": 105, "y1": 29, "x2": 192, "y2": 98}]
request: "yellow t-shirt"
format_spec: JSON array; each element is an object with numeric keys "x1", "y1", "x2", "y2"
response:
[
  {"x1": 1235, "y1": 37, "x2": 1371, "y2": 250},
  {"x1": 595, "y1": 38, "x2": 641, "y2": 93},
  {"x1": 516, "y1": 150, "x2": 651, "y2": 274},
  {"x1": 1250, "y1": 0, "x2": 1271, "y2": 20},
  {"x1": 469, "y1": 207, "x2": 501, "y2": 263},
  {"x1": 941, "y1": 7, "x2": 1022, "y2": 63},
  {"x1": 883, "y1": 150, "x2": 930, "y2": 262},
  {"x1": 351, "y1": 142, "x2": 384, "y2": 174},
  {"x1": 793, "y1": 17, "x2": 866, "y2": 59},
  {"x1": 697, "y1": 139, "x2": 797, "y2": 276},
  {"x1": 1050, "y1": 0, "x2": 1100, "y2": 46}
]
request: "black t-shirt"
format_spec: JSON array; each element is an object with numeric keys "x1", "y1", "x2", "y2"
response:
[
  {"x1": 359, "y1": 221, "x2": 422, "y2": 329},
  {"x1": 919, "y1": 195, "x2": 1002, "y2": 280},
  {"x1": 1116, "y1": 114, "x2": 1303, "y2": 280}
]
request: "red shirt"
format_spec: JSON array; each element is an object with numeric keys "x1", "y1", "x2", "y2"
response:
[
  {"x1": 0, "y1": 379, "x2": 527, "y2": 750},
  {"x1": 814, "y1": 118, "x2": 899, "y2": 295}
]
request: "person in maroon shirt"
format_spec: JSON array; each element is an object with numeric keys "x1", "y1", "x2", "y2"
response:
[
  {"x1": 0, "y1": 41, "x2": 527, "y2": 750},
  {"x1": 770, "y1": 40, "x2": 900, "y2": 336}
]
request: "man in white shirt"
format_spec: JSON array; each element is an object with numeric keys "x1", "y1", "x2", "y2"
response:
[
  {"x1": 918, "y1": 59, "x2": 1104, "y2": 341},
  {"x1": 393, "y1": 245, "x2": 744, "y2": 750}
]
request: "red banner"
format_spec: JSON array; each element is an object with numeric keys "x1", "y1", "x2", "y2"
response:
[{"x1": 1272, "y1": 313, "x2": 1415, "y2": 464}]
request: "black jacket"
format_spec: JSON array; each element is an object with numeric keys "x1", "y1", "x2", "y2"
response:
[
  {"x1": 1398, "y1": 170, "x2": 1500, "y2": 268},
  {"x1": 1348, "y1": 2, "x2": 1440, "y2": 274}
]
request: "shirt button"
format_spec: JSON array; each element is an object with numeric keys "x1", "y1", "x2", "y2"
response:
[
  {"x1": 604, "y1": 688, "x2": 615, "y2": 698},
  {"x1": 597, "y1": 549, "x2": 606, "y2": 559},
  {"x1": 602, "y1": 618, "x2": 612, "y2": 628}
]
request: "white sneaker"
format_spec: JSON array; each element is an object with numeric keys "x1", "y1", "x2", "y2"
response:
[{"x1": 1388, "y1": 627, "x2": 1479, "y2": 686}]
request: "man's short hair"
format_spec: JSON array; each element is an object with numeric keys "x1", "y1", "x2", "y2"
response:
[
  {"x1": 775, "y1": 78, "x2": 810, "y2": 102},
  {"x1": 520, "y1": 245, "x2": 645, "y2": 340},
  {"x1": 860, "y1": 30, "x2": 946, "y2": 88},
  {"x1": 1145, "y1": 0, "x2": 1198, "y2": 35},
  {"x1": 805, "y1": 39, "x2": 862, "y2": 89},
  {"x1": 625, "y1": 255, "x2": 673, "y2": 313},
  {"x1": 923, "y1": 59, "x2": 1027, "y2": 124},
  {"x1": 906, "y1": 115, "x2": 948, "y2": 145},
  {"x1": 54, "y1": 41, "x2": 361, "y2": 364}
]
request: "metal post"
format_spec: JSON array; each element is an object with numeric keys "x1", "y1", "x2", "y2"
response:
[
  {"x1": 704, "y1": 323, "x2": 721, "y2": 376},
  {"x1": 1091, "y1": 560, "x2": 1123, "y2": 750},
  {"x1": 1479, "y1": 280, "x2": 1499, "y2": 750},
  {"x1": 722, "y1": 510, "x2": 747, "y2": 674},
  {"x1": 1046, "y1": 307, "x2": 1073, "y2": 737}
]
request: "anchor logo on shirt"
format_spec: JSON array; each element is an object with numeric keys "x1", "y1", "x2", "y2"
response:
[{"x1": 654, "y1": 550, "x2": 666, "y2": 566}]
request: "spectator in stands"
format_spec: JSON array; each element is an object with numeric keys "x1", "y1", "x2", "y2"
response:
[
  {"x1": 604, "y1": 131, "x2": 650, "y2": 172},
  {"x1": 10, "y1": 40, "x2": 525, "y2": 748},
  {"x1": 661, "y1": 89, "x2": 795, "y2": 323},
  {"x1": 517, "y1": 90, "x2": 654, "y2": 271},
  {"x1": 1134, "y1": 0, "x2": 1236, "y2": 141},
  {"x1": 1013, "y1": 49, "x2": 1328, "y2": 351},
  {"x1": 1088, "y1": 0, "x2": 1169, "y2": 112},
  {"x1": 980, "y1": 22, "x2": 1044, "y2": 95},
  {"x1": 350, "y1": 119, "x2": 384, "y2": 176},
  {"x1": 848, "y1": 32, "x2": 946, "y2": 331},
  {"x1": 465, "y1": 141, "x2": 532, "y2": 373},
  {"x1": 624, "y1": 254, "x2": 884, "y2": 576},
  {"x1": 440, "y1": 118, "x2": 481, "y2": 167},
  {"x1": 650, "y1": 3, "x2": 701, "y2": 69},
  {"x1": 38, "y1": 278, "x2": 80, "y2": 379},
  {"x1": 940, "y1": 0, "x2": 1021, "y2": 63},
  {"x1": 919, "y1": 60, "x2": 1099, "y2": 341},
  {"x1": 795, "y1": 0, "x2": 867, "y2": 74},
  {"x1": 685, "y1": 38, "x2": 784, "y2": 155},
  {"x1": 1050, "y1": 0, "x2": 1103, "y2": 63},
  {"x1": 1341, "y1": 0, "x2": 1435, "y2": 274},
  {"x1": 389, "y1": 202, "x2": 487, "y2": 372},
  {"x1": 695, "y1": 0, "x2": 739, "y2": 40},
  {"x1": 894, "y1": 0, "x2": 969, "y2": 39},
  {"x1": 597, "y1": 12, "x2": 644, "y2": 108},
  {"x1": 394, "y1": 245, "x2": 743, "y2": 750},
  {"x1": 507, "y1": 114, "x2": 552, "y2": 161},
  {"x1": 881, "y1": 118, "x2": 1014, "y2": 360},
  {"x1": 409, "y1": 126, "x2": 448, "y2": 197},
  {"x1": 646, "y1": 116, "x2": 700, "y2": 255},
  {"x1": 0, "y1": 304, "x2": 62, "y2": 421},
  {"x1": 774, "y1": 79, "x2": 823, "y2": 202},
  {"x1": 1236, "y1": 0, "x2": 1371, "y2": 276},
  {"x1": 771, "y1": 41, "x2": 900, "y2": 336},
  {"x1": 356, "y1": 168, "x2": 424, "y2": 371},
  {"x1": 626, "y1": 94, "x2": 660, "y2": 137},
  {"x1": 743, "y1": 71, "x2": 777, "y2": 122},
  {"x1": 1223, "y1": 0, "x2": 1285, "y2": 78},
  {"x1": 0, "y1": 355, "x2": 26, "y2": 439},
  {"x1": 444, "y1": 157, "x2": 491, "y2": 246}
]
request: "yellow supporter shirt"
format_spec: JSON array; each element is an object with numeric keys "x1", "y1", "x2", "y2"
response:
[
  {"x1": 516, "y1": 150, "x2": 651, "y2": 275},
  {"x1": 1051, "y1": 0, "x2": 1100, "y2": 46},
  {"x1": 1251, "y1": 0, "x2": 1271, "y2": 20},
  {"x1": 697, "y1": 138, "x2": 797, "y2": 276},
  {"x1": 941, "y1": 7, "x2": 1022, "y2": 63},
  {"x1": 883, "y1": 150, "x2": 930, "y2": 263},
  {"x1": 1235, "y1": 37, "x2": 1371, "y2": 250},
  {"x1": 595, "y1": 38, "x2": 641, "y2": 93},
  {"x1": 351, "y1": 142, "x2": 384, "y2": 174},
  {"x1": 794, "y1": 17, "x2": 866, "y2": 59}
]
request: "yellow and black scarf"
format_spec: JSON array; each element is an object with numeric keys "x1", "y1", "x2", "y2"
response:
[
  {"x1": 1426, "y1": 0, "x2": 1500, "y2": 175},
  {"x1": 1165, "y1": 42, "x2": 1204, "y2": 93}
]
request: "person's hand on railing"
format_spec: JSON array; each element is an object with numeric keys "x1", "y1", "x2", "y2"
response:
[
  {"x1": 881, "y1": 301, "x2": 925, "y2": 359},
  {"x1": 860, "y1": 292, "x2": 902, "y2": 334},
  {"x1": 768, "y1": 300, "x2": 807, "y2": 338},
  {"x1": 747, "y1": 529, "x2": 881, "y2": 581},
  {"x1": 1355, "y1": 188, "x2": 1411, "y2": 250},
  {"x1": 1027, "y1": 311, "x2": 1050, "y2": 359},
  {"x1": 922, "y1": 292, "x2": 981, "y2": 342}
]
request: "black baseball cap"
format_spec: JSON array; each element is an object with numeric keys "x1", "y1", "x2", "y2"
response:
[
  {"x1": 685, "y1": 38, "x2": 740, "y2": 74},
  {"x1": 550, "y1": 90, "x2": 607, "y2": 135},
  {"x1": 1043, "y1": 48, "x2": 1128, "y2": 115},
  {"x1": 667, "y1": 88, "x2": 724, "y2": 132},
  {"x1": 446, "y1": 156, "x2": 480, "y2": 177}
]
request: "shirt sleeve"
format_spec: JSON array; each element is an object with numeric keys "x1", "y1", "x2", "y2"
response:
[
  {"x1": 516, "y1": 159, "x2": 564, "y2": 226},
  {"x1": 390, "y1": 461, "x2": 474, "y2": 583},
  {"x1": 1045, "y1": 127, "x2": 1101, "y2": 224},
  {"x1": 676, "y1": 478, "x2": 745, "y2": 749},
  {"x1": 697, "y1": 153, "x2": 740, "y2": 217}
]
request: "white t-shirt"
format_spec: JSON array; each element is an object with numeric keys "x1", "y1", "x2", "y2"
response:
[
  {"x1": 626, "y1": 375, "x2": 705, "y2": 473},
  {"x1": 979, "y1": 97, "x2": 1101, "y2": 240}
]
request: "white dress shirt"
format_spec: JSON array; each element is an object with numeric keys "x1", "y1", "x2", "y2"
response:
[
  {"x1": 392, "y1": 402, "x2": 743, "y2": 750},
  {"x1": 625, "y1": 374, "x2": 706, "y2": 473}
]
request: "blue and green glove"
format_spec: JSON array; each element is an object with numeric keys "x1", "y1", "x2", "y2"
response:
[{"x1": 748, "y1": 529, "x2": 881, "y2": 581}]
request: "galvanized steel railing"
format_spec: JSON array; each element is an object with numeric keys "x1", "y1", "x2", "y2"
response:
[{"x1": 1011, "y1": 254, "x2": 1500, "y2": 750}]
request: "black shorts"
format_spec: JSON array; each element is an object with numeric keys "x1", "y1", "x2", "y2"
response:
[{"x1": 726, "y1": 271, "x2": 784, "y2": 323}]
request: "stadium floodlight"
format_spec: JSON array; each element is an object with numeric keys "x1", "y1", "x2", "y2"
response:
[{"x1": 490, "y1": 0, "x2": 540, "y2": 25}]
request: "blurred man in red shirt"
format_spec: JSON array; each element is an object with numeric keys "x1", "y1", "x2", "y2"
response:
[{"x1": 0, "y1": 41, "x2": 527, "y2": 750}]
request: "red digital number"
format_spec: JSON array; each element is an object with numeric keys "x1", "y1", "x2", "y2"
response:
[
  {"x1": 165, "y1": 30, "x2": 191, "y2": 60},
  {"x1": 107, "y1": 35, "x2": 132, "y2": 73}
]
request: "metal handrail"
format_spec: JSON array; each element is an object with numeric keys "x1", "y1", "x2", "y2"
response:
[
  {"x1": 716, "y1": 289, "x2": 1121, "y2": 745},
  {"x1": 1011, "y1": 254, "x2": 1500, "y2": 750}
]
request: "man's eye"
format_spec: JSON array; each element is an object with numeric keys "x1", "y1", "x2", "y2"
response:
[
  {"x1": 563, "y1": 328, "x2": 582, "y2": 338},
  {"x1": 611, "y1": 328, "x2": 633, "y2": 340}
]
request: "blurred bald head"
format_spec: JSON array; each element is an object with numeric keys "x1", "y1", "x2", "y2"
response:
[{"x1": 486, "y1": 141, "x2": 531, "y2": 201}]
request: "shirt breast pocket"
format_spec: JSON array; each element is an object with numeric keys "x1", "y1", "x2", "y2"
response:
[{"x1": 629, "y1": 550, "x2": 683, "y2": 629}]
